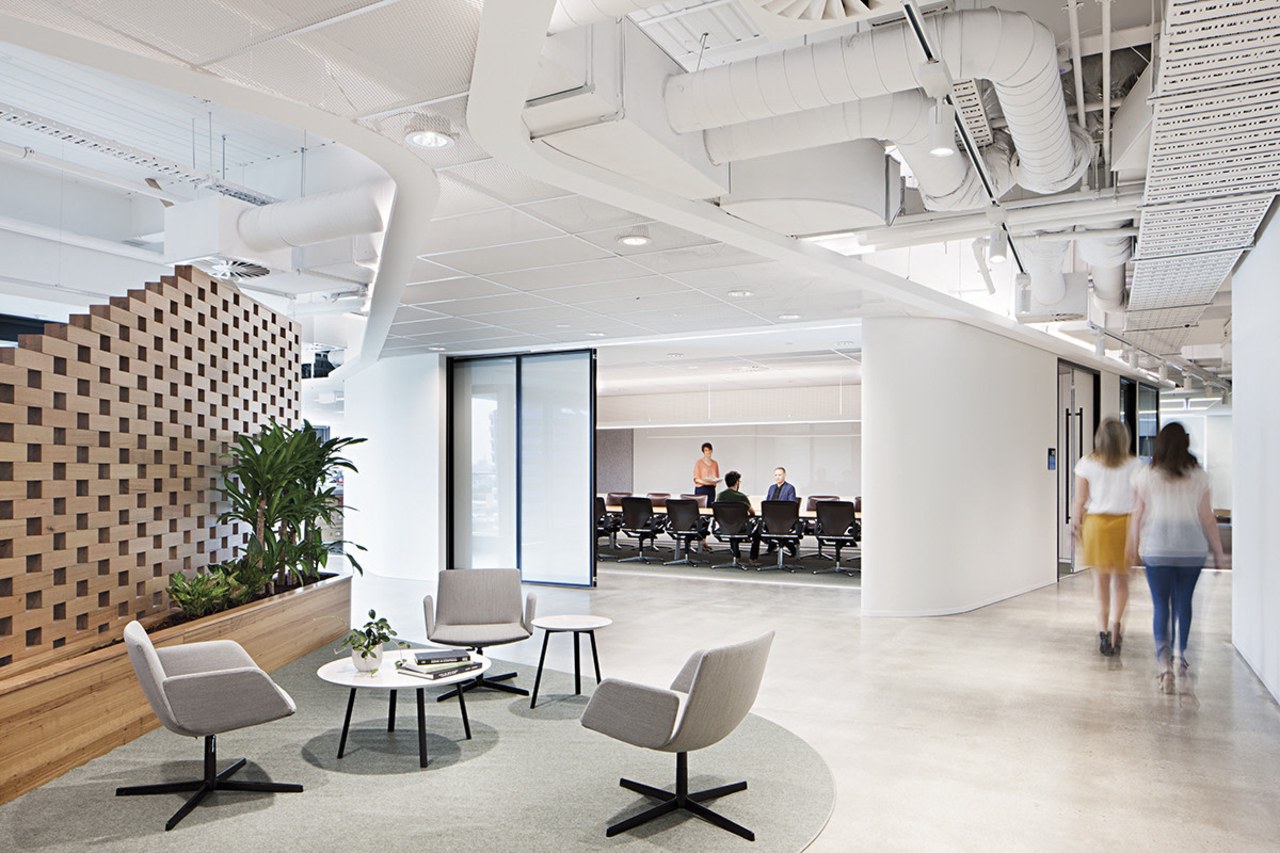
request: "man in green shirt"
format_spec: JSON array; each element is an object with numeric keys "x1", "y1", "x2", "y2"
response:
[{"x1": 716, "y1": 471, "x2": 756, "y2": 563}]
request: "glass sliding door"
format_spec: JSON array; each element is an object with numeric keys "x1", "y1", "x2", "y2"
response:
[
  {"x1": 448, "y1": 350, "x2": 595, "y2": 586},
  {"x1": 519, "y1": 352, "x2": 594, "y2": 585},
  {"x1": 450, "y1": 357, "x2": 517, "y2": 568}
]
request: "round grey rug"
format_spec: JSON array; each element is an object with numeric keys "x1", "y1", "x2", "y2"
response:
[{"x1": 0, "y1": 646, "x2": 834, "y2": 852}]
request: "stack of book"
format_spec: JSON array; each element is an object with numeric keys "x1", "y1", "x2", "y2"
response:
[{"x1": 399, "y1": 649, "x2": 480, "y2": 680}]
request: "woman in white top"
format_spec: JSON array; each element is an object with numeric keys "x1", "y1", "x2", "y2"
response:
[
  {"x1": 1073, "y1": 418, "x2": 1142, "y2": 657},
  {"x1": 1126, "y1": 422, "x2": 1228, "y2": 693}
]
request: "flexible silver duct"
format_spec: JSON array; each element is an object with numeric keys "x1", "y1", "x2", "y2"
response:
[
  {"x1": 667, "y1": 8, "x2": 1091, "y2": 195},
  {"x1": 704, "y1": 90, "x2": 1016, "y2": 211}
]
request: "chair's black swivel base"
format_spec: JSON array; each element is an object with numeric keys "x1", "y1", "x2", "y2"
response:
[
  {"x1": 116, "y1": 734, "x2": 302, "y2": 831},
  {"x1": 607, "y1": 752, "x2": 753, "y2": 841}
]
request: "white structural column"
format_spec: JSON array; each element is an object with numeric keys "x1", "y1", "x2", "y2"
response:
[
  {"x1": 343, "y1": 353, "x2": 447, "y2": 582},
  {"x1": 861, "y1": 318, "x2": 1058, "y2": 616},
  {"x1": 1230, "y1": 219, "x2": 1280, "y2": 703}
]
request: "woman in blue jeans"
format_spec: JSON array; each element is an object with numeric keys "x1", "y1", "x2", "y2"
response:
[{"x1": 1126, "y1": 423, "x2": 1229, "y2": 693}]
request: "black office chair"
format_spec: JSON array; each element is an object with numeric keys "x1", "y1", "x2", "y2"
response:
[
  {"x1": 804, "y1": 495, "x2": 840, "y2": 559},
  {"x1": 596, "y1": 496, "x2": 623, "y2": 558},
  {"x1": 811, "y1": 501, "x2": 860, "y2": 576},
  {"x1": 663, "y1": 499, "x2": 708, "y2": 566},
  {"x1": 680, "y1": 492, "x2": 709, "y2": 508},
  {"x1": 645, "y1": 492, "x2": 672, "y2": 508},
  {"x1": 755, "y1": 500, "x2": 804, "y2": 572},
  {"x1": 710, "y1": 501, "x2": 754, "y2": 569},
  {"x1": 618, "y1": 497, "x2": 665, "y2": 563}
]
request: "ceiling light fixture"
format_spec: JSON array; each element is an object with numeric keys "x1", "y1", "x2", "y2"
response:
[
  {"x1": 929, "y1": 99, "x2": 957, "y2": 158},
  {"x1": 617, "y1": 225, "x2": 651, "y2": 247},
  {"x1": 835, "y1": 340, "x2": 856, "y2": 347},
  {"x1": 405, "y1": 114, "x2": 456, "y2": 150},
  {"x1": 427, "y1": 346, "x2": 447, "y2": 352},
  {"x1": 587, "y1": 332, "x2": 606, "y2": 337},
  {"x1": 987, "y1": 227, "x2": 1009, "y2": 264},
  {"x1": 778, "y1": 313, "x2": 801, "y2": 320},
  {"x1": 727, "y1": 289, "x2": 753, "y2": 298},
  {"x1": 666, "y1": 352, "x2": 684, "y2": 359}
]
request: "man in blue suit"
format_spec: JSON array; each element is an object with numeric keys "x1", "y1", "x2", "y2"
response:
[
  {"x1": 752, "y1": 467, "x2": 799, "y2": 561},
  {"x1": 765, "y1": 467, "x2": 797, "y2": 503}
]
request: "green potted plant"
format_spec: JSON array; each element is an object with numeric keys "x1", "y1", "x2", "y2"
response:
[
  {"x1": 218, "y1": 420, "x2": 367, "y2": 594},
  {"x1": 339, "y1": 609, "x2": 405, "y2": 673}
]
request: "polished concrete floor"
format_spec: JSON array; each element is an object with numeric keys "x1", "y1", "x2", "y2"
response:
[{"x1": 358, "y1": 566, "x2": 1280, "y2": 851}]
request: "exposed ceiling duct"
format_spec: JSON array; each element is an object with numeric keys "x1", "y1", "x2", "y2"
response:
[
  {"x1": 548, "y1": 0, "x2": 659, "y2": 34},
  {"x1": 1077, "y1": 221, "x2": 1133, "y2": 310},
  {"x1": 666, "y1": 8, "x2": 1092, "y2": 197},
  {"x1": 704, "y1": 89, "x2": 1015, "y2": 212},
  {"x1": 237, "y1": 184, "x2": 389, "y2": 252}
]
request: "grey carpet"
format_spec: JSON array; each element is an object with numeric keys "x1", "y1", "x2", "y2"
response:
[{"x1": 0, "y1": 646, "x2": 834, "y2": 852}]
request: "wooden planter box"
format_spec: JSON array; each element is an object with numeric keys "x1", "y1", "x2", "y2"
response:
[{"x1": 0, "y1": 574, "x2": 351, "y2": 805}]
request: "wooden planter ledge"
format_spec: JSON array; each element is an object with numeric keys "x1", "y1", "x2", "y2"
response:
[{"x1": 0, "y1": 574, "x2": 351, "y2": 805}]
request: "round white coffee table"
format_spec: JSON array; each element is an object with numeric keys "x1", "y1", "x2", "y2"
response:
[
  {"x1": 529, "y1": 614, "x2": 612, "y2": 709},
  {"x1": 316, "y1": 648, "x2": 490, "y2": 768}
]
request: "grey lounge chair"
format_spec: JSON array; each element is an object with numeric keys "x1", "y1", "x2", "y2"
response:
[
  {"x1": 580, "y1": 631, "x2": 775, "y2": 841},
  {"x1": 424, "y1": 568, "x2": 536, "y2": 702},
  {"x1": 116, "y1": 621, "x2": 302, "y2": 831}
]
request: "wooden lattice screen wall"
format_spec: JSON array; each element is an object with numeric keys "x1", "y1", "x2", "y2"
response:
[{"x1": 0, "y1": 266, "x2": 300, "y2": 670}]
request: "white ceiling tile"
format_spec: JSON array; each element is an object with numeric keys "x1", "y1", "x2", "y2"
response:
[
  {"x1": 442, "y1": 158, "x2": 569, "y2": 204},
  {"x1": 540, "y1": 276, "x2": 690, "y2": 305},
  {"x1": 401, "y1": 278, "x2": 515, "y2": 304},
  {"x1": 519, "y1": 195, "x2": 649, "y2": 232},
  {"x1": 391, "y1": 316, "x2": 492, "y2": 336},
  {"x1": 426, "y1": 237, "x2": 612, "y2": 276},
  {"x1": 431, "y1": 293, "x2": 558, "y2": 316},
  {"x1": 631, "y1": 244, "x2": 771, "y2": 274},
  {"x1": 399, "y1": 327, "x2": 514, "y2": 344},
  {"x1": 431, "y1": 175, "x2": 505, "y2": 218},
  {"x1": 420, "y1": 208, "x2": 563, "y2": 254},
  {"x1": 407, "y1": 258, "x2": 469, "y2": 283},
  {"x1": 392, "y1": 305, "x2": 449, "y2": 323},
  {"x1": 582, "y1": 289, "x2": 725, "y2": 315},
  {"x1": 576, "y1": 221, "x2": 716, "y2": 255},
  {"x1": 468, "y1": 305, "x2": 613, "y2": 327},
  {"x1": 488, "y1": 257, "x2": 652, "y2": 290},
  {"x1": 624, "y1": 308, "x2": 765, "y2": 333}
]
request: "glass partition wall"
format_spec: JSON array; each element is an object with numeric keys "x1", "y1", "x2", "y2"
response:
[{"x1": 448, "y1": 350, "x2": 595, "y2": 587}]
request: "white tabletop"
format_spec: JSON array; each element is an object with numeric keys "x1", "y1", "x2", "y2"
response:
[
  {"x1": 316, "y1": 649, "x2": 490, "y2": 690},
  {"x1": 532, "y1": 614, "x2": 612, "y2": 632}
]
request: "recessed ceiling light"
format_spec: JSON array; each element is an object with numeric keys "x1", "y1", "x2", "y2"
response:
[
  {"x1": 555, "y1": 323, "x2": 571, "y2": 328},
  {"x1": 667, "y1": 352, "x2": 684, "y2": 359},
  {"x1": 427, "y1": 346, "x2": 447, "y2": 352},
  {"x1": 836, "y1": 340, "x2": 856, "y2": 347},
  {"x1": 727, "y1": 289, "x2": 753, "y2": 298},
  {"x1": 586, "y1": 332, "x2": 606, "y2": 337},
  {"x1": 405, "y1": 129, "x2": 455, "y2": 149},
  {"x1": 617, "y1": 225, "x2": 651, "y2": 247},
  {"x1": 778, "y1": 313, "x2": 801, "y2": 320}
]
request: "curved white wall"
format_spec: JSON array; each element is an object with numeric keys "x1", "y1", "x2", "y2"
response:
[{"x1": 862, "y1": 317, "x2": 1057, "y2": 616}]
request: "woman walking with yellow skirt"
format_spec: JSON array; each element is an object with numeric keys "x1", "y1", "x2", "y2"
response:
[{"x1": 1072, "y1": 419, "x2": 1141, "y2": 656}]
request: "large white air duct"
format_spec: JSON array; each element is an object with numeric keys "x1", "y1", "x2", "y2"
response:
[
  {"x1": 704, "y1": 89, "x2": 1015, "y2": 211},
  {"x1": 238, "y1": 184, "x2": 388, "y2": 252},
  {"x1": 666, "y1": 8, "x2": 1091, "y2": 196},
  {"x1": 1020, "y1": 235, "x2": 1071, "y2": 305},
  {"x1": 1077, "y1": 221, "x2": 1132, "y2": 310}
]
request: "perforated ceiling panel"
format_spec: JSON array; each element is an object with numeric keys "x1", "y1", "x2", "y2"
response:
[
  {"x1": 441, "y1": 159, "x2": 571, "y2": 206},
  {"x1": 1125, "y1": 327, "x2": 1196, "y2": 355},
  {"x1": 1135, "y1": 194, "x2": 1273, "y2": 258},
  {"x1": 951, "y1": 80, "x2": 993, "y2": 147},
  {"x1": 1123, "y1": 305, "x2": 1208, "y2": 332},
  {"x1": 1127, "y1": 250, "x2": 1242, "y2": 311},
  {"x1": 1130, "y1": 0, "x2": 1280, "y2": 341}
]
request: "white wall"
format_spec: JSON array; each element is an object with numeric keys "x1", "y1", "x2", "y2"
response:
[
  {"x1": 862, "y1": 317, "x2": 1058, "y2": 616},
  {"x1": 1230, "y1": 218, "x2": 1280, "y2": 702},
  {"x1": 598, "y1": 382, "x2": 859, "y2": 428},
  {"x1": 343, "y1": 354, "x2": 445, "y2": 585},
  {"x1": 626, "y1": 422, "x2": 860, "y2": 499}
]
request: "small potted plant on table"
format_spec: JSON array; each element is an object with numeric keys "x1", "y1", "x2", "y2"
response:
[{"x1": 340, "y1": 609, "x2": 405, "y2": 673}]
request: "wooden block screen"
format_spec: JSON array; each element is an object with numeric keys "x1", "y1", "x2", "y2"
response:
[{"x1": 0, "y1": 266, "x2": 300, "y2": 670}]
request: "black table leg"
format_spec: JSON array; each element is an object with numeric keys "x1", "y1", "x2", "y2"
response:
[
  {"x1": 530, "y1": 629, "x2": 551, "y2": 709},
  {"x1": 457, "y1": 681, "x2": 472, "y2": 739},
  {"x1": 416, "y1": 688, "x2": 428, "y2": 768},
  {"x1": 573, "y1": 631, "x2": 582, "y2": 695},
  {"x1": 388, "y1": 689, "x2": 397, "y2": 732},
  {"x1": 337, "y1": 688, "x2": 356, "y2": 759},
  {"x1": 589, "y1": 630, "x2": 603, "y2": 683}
]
